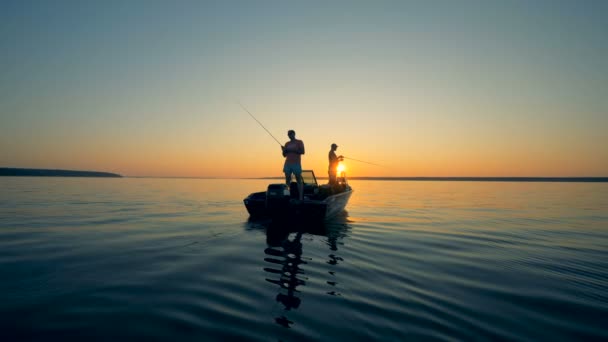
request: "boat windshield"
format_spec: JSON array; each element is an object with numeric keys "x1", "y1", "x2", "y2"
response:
[{"x1": 290, "y1": 170, "x2": 318, "y2": 186}]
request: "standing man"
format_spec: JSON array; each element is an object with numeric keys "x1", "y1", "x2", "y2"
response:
[
  {"x1": 282, "y1": 130, "x2": 305, "y2": 200},
  {"x1": 328, "y1": 143, "x2": 343, "y2": 186}
]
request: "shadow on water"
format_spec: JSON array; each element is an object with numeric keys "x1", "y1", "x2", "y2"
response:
[{"x1": 245, "y1": 211, "x2": 352, "y2": 329}]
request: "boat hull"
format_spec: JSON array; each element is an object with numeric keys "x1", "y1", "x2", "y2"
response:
[{"x1": 244, "y1": 188, "x2": 353, "y2": 222}]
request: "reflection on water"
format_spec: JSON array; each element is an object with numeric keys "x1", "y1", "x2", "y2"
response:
[
  {"x1": 247, "y1": 213, "x2": 352, "y2": 329},
  {"x1": 265, "y1": 229, "x2": 305, "y2": 327},
  {"x1": 2, "y1": 178, "x2": 607, "y2": 340}
]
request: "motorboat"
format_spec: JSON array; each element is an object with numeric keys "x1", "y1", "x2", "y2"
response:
[{"x1": 243, "y1": 170, "x2": 353, "y2": 222}]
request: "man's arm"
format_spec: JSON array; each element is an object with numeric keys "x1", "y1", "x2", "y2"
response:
[
  {"x1": 282, "y1": 143, "x2": 295, "y2": 155},
  {"x1": 283, "y1": 141, "x2": 304, "y2": 155}
]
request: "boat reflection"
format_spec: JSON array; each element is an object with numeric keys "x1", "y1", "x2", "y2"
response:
[
  {"x1": 265, "y1": 228, "x2": 305, "y2": 327},
  {"x1": 245, "y1": 212, "x2": 351, "y2": 328}
]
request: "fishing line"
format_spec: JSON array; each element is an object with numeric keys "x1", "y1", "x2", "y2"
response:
[
  {"x1": 237, "y1": 102, "x2": 384, "y2": 167},
  {"x1": 342, "y1": 156, "x2": 384, "y2": 167},
  {"x1": 237, "y1": 101, "x2": 283, "y2": 147}
]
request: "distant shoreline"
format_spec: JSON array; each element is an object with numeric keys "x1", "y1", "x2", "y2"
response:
[
  {"x1": 2, "y1": 169, "x2": 605, "y2": 182},
  {"x1": 348, "y1": 177, "x2": 608, "y2": 182},
  {"x1": 252, "y1": 176, "x2": 608, "y2": 183},
  {"x1": 0, "y1": 168, "x2": 122, "y2": 178}
]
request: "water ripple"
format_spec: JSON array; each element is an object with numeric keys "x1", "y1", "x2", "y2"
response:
[{"x1": 1, "y1": 178, "x2": 607, "y2": 340}]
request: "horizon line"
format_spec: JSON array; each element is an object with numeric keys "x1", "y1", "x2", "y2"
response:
[
  {"x1": 126, "y1": 176, "x2": 608, "y2": 182},
  {"x1": 2, "y1": 168, "x2": 607, "y2": 182}
]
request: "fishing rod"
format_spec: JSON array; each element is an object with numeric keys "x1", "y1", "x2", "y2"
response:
[
  {"x1": 342, "y1": 156, "x2": 384, "y2": 167},
  {"x1": 237, "y1": 101, "x2": 383, "y2": 167},
  {"x1": 237, "y1": 101, "x2": 283, "y2": 147}
]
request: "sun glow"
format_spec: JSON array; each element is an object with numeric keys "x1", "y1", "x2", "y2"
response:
[{"x1": 337, "y1": 163, "x2": 346, "y2": 174}]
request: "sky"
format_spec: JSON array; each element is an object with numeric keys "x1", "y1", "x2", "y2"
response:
[{"x1": 1, "y1": 0, "x2": 607, "y2": 178}]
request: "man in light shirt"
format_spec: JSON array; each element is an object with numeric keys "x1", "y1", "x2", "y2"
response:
[{"x1": 282, "y1": 130, "x2": 305, "y2": 201}]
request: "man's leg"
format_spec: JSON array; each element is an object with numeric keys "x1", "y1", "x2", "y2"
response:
[
  {"x1": 295, "y1": 173, "x2": 304, "y2": 200},
  {"x1": 329, "y1": 172, "x2": 336, "y2": 185},
  {"x1": 285, "y1": 172, "x2": 291, "y2": 186}
]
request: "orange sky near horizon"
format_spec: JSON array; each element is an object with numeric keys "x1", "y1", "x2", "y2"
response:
[{"x1": 3, "y1": 110, "x2": 605, "y2": 178}]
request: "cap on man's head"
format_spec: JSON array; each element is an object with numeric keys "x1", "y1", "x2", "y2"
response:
[
  {"x1": 288, "y1": 130, "x2": 295, "y2": 135},
  {"x1": 331, "y1": 143, "x2": 338, "y2": 148}
]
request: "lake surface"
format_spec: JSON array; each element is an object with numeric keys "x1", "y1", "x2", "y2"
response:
[{"x1": 1, "y1": 177, "x2": 607, "y2": 341}]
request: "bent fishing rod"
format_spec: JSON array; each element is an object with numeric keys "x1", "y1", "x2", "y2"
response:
[
  {"x1": 238, "y1": 101, "x2": 384, "y2": 167},
  {"x1": 237, "y1": 101, "x2": 283, "y2": 147}
]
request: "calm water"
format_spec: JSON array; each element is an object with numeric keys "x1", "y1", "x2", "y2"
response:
[{"x1": 1, "y1": 177, "x2": 607, "y2": 341}]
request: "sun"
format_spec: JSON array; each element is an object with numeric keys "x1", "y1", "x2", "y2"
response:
[{"x1": 337, "y1": 163, "x2": 346, "y2": 174}]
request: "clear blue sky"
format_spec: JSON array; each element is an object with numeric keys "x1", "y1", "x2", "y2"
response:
[{"x1": 1, "y1": 1, "x2": 607, "y2": 177}]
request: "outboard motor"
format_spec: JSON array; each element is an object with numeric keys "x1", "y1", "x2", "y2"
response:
[{"x1": 266, "y1": 183, "x2": 290, "y2": 212}]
